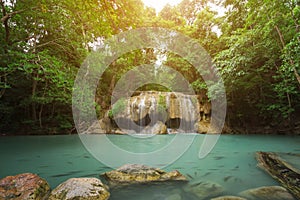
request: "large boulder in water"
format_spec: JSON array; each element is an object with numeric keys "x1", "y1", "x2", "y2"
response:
[
  {"x1": 0, "y1": 173, "x2": 50, "y2": 200},
  {"x1": 165, "y1": 193, "x2": 182, "y2": 200},
  {"x1": 239, "y1": 186, "x2": 295, "y2": 200},
  {"x1": 183, "y1": 181, "x2": 225, "y2": 199},
  {"x1": 48, "y1": 178, "x2": 110, "y2": 200},
  {"x1": 102, "y1": 164, "x2": 187, "y2": 186}
]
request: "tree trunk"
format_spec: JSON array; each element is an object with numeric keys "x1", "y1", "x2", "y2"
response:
[
  {"x1": 39, "y1": 104, "x2": 43, "y2": 128},
  {"x1": 1, "y1": 0, "x2": 10, "y2": 46},
  {"x1": 0, "y1": 75, "x2": 7, "y2": 98},
  {"x1": 81, "y1": 23, "x2": 89, "y2": 51},
  {"x1": 32, "y1": 76, "x2": 38, "y2": 121},
  {"x1": 109, "y1": 74, "x2": 116, "y2": 96},
  {"x1": 274, "y1": 25, "x2": 286, "y2": 48},
  {"x1": 0, "y1": 1, "x2": 9, "y2": 98}
]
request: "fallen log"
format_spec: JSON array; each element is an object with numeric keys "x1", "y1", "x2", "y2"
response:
[{"x1": 256, "y1": 152, "x2": 300, "y2": 199}]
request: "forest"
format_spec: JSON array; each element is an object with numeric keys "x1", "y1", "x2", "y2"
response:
[{"x1": 0, "y1": 0, "x2": 299, "y2": 135}]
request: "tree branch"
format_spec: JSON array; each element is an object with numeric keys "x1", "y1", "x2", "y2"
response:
[
  {"x1": 274, "y1": 25, "x2": 285, "y2": 49},
  {"x1": 0, "y1": 9, "x2": 24, "y2": 23}
]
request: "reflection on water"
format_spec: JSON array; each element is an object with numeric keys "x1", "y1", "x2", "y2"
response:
[{"x1": 0, "y1": 134, "x2": 299, "y2": 199}]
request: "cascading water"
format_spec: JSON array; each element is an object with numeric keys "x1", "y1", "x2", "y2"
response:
[
  {"x1": 170, "y1": 93, "x2": 199, "y2": 133},
  {"x1": 105, "y1": 91, "x2": 206, "y2": 134},
  {"x1": 149, "y1": 95, "x2": 158, "y2": 126},
  {"x1": 130, "y1": 97, "x2": 138, "y2": 131},
  {"x1": 170, "y1": 93, "x2": 197, "y2": 133},
  {"x1": 138, "y1": 95, "x2": 146, "y2": 127}
]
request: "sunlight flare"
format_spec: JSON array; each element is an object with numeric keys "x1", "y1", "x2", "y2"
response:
[{"x1": 142, "y1": 0, "x2": 182, "y2": 12}]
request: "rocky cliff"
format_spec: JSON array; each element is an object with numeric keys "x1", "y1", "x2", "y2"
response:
[{"x1": 91, "y1": 91, "x2": 211, "y2": 134}]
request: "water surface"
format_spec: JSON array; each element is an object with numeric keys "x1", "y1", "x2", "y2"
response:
[{"x1": 0, "y1": 134, "x2": 299, "y2": 199}]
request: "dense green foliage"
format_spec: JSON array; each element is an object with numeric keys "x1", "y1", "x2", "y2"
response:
[
  {"x1": 1, "y1": 0, "x2": 299, "y2": 134},
  {"x1": 215, "y1": 0, "x2": 300, "y2": 128},
  {"x1": 109, "y1": 98, "x2": 127, "y2": 118}
]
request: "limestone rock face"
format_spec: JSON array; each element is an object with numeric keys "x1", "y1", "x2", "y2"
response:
[
  {"x1": 96, "y1": 91, "x2": 211, "y2": 134},
  {"x1": 48, "y1": 178, "x2": 110, "y2": 200},
  {"x1": 184, "y1": 181, "x2": 224, "y2": 199},
  {"x1": 239, "y1": 186, "x2": 295, "y2": 200},
  {"x1": 121, "y1": 92, "x2": 200, "y2": 124},
  {"x1": 102, "y1": 164, "x2": 187, "y2": 186},
  {"x1": 0, "y1": 173, "x2": 50, "y2": 200}
]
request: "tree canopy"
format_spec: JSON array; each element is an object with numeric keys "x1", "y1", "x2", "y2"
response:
[{"x1": 1, "y1": 0, "x2": 299, "y2": 134}]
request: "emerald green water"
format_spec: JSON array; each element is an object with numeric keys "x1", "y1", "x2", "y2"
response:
[{"x1": 0, "y1": 135, "x2": 299, "y2": 199}]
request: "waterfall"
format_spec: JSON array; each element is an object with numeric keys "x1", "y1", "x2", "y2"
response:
[
  {"x1": 166, "y1": 92, "x2": 170, "y2": 108},
  {"x1": 106, "y1": 91, "x2": 204, "y2": 134},
  {"x1": 149, "y1": 95, "x2": 157, "y2": 126},
  {"x1": 126, "y1": 97, "x2": 136, "y2": 131},
  {"x1": 139, "y1": 95, "x2": 146, "y2": 126},
  {"x1": 180, "y1": 95, "x2": 198, "y2": 132}
]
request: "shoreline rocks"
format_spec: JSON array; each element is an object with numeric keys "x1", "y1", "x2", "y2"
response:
[{"x1": 0, "y1": 165, "x2": 298, "y2": 200}]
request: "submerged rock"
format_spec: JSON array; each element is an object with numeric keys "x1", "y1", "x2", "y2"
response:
[
  {"x1": 165, "y1": 193, "x2": 182, "y2": 200},
  {"x1": 0, "y1": 173, "x2": 50, "y2": 200},
  {"x1": 239, "y1": 186, "x2": 295, "y2": 200},
  {"x1": 48, "y1": 178, "x2": 110, "y2": 200},
  {"x1": 102, "y1": 164, "x2": 187, "y2": 186},
  {"x1": 184, "y1": 181, "x2": 224, "y2": 199},
  {"x1": 211, "y1": 196, "x2": 247, "y2": 200}
]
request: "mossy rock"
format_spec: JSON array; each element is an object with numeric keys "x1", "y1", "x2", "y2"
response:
[
  {"x1": 102, "y1": 164, "x2": 187, "y2": 187},
  {"x1": 0, "y1": 173, "x2": 50, "y2": 200}
]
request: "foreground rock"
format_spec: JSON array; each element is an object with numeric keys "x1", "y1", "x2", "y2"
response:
[
  {"x1": 48, "y1": 178, "x2": 110, "y2": 200},
  {"x1": 211, "y1": 196, "x2": 247, "y2": 200},
  {"x1": 102, "y1": 164, "x2": 187, "y2": 186},
  {"x1": 183, "y1": 181, "x2": 224, "y2": 199},
  {"x1": 0, "y1": 173, "x2": 50, "y2": 200},
  {"x1": 239, "y1": 186, "x2": 295, "y2": 200}
]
